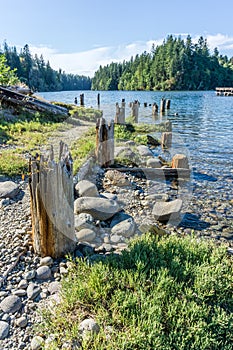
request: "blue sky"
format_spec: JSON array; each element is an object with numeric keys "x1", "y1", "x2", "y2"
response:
[{"x1": 1, "y1": 0, "x2": 233, "y2": 76}]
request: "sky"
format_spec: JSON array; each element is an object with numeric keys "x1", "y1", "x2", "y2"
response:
[{"x1": 1, "y1": 0, "x2": 233, "y2": 77}]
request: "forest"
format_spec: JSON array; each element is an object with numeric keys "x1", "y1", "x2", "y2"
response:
[
  {"x1": 0, "y1": 42, "x2": 91, "y2": 92},
  {"x1": 1, "y1": 35, "x2": 233, "y2": 92},
  {"x1": 92, "y1": 35, "x2": 233, "y2": 91}
]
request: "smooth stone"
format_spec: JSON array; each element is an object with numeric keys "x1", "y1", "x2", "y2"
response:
[
  {"x1": 24, "y1": 270, "x2": 36, "y2": 280},
  {"x1": 105, "y1": 169, "x2": 131, "y2": 187},
  {"x1": 146, "y1": 158, "x2": 161, "y2": 168},
  {"x1": 79, "y1": 318, "x2": 100, "y2": 336},
  {"x1": 12, "y1": 289, "x2": 27, "y2": 297},
  {"x1": 110, "y1": 235, "x2": 122, "y2": 243},
  {"x1": 111, "y1": 218, "x2": 135, "y2": 238},
  {"x1": 74, "y1": 213, "x2": 94, "y2": 231},
  {"x1": 0, "y1": 320, "x2": 9, "y2": 340},
  {"x1": 36, "y1": 266, "x2": 52, "y2": 280},
  {"x1": 74, "y1": 197, "x2": 120, "y2": 221},
  {"x1": 0, "y1": 181, "x2": 19, "y2": 199},
  {"x1": 27, "y1": 284, "x2": 41, "y2": 300},
  {"x1": 152, "y1": 199, "x2": 183, "y2": 222},
  {"x1": 15, "y1": 316, "x2": 28, "y2": 328},
  {"x1": 136, "y1": 145, "x2": 153, "y2": 157},
  {"x1": 0, "y1": 295, "x2": 22, "y2": 314},
  {"x1": 39, "y1": 256, "x2": 53, "y2": 266},
  {"x1": 114, "y1": 146, "x2": 136, "y2": 159},
  {"x1": 75, "y1": 228, "x2": 96, "y2": 242},
  {"x1": 18, "y1": 279, "x2": 28, "y2": 289},
  {"x1": 75, "y1": 180, "x2": 99, "y2": 197},
  {"x1": 48, "y1": 281, "x2": 61, "y2": 295},
  {"x1": 110, "y1": 212, "x2": 132, "y2": 228},
  {"x1": 138, "y1": 219, "x2": 168, "y2": 235},
  {"x1": 31, "y1": 336, "x2": 44, "y2": 350}
]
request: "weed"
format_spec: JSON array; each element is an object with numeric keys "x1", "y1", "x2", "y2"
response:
[{"x1": 38, "y1": 233, "x2": 233, "y2": 350}]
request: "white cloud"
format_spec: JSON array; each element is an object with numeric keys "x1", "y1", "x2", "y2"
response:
[{"x1": 22, "y1": 33, "x2": 233, "y2": 77}]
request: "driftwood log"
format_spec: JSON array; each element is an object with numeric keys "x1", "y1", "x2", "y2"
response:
[
  {"x1": 96, "y1": 117, "x2": 114, "y2": 167},
  {"x1": 29, "y1": 142, "x2": 76, "y2": 258},
  {"x1": 0, "y1": 85, "x2": 68, "y2": 116},
  {"x1": 105, "y1": 167, "x2": 191, "y2": 180}
]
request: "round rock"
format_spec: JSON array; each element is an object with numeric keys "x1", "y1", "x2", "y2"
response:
[
  {"x1": 75, "y1": 228, "x2": 96, "y2": 242},
  {"x1": 74, "y1": 197, "x2": 120, "y2": 221},
  {"x1": 0, "y1": 320, "x2": 9, "y2": 340},
  {"x1": 39, "y1": 256, "x2": 53, "y2": 266},
  {"x1": 31, "y1": 335, "x2": 44, "y2": 350},
  {"x1": 75, "y1": 180, "x2": 99, "y2": 197},
  {"x1": 36, "y1": 266, "x2": 52, "y2": 280},
  {"x1": 0, "y1": 295, "x2": 22, "y2": 314},
  {"x1": 79, "y1": 318, "x2": 100, "y2": 336},
  {"x1": 111, "y1": 218, "x2": 136, "y2": 238}
]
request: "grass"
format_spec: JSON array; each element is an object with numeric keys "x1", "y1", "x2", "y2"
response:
[
  {"x1": 0, "y1": 110, "x2": 66, "y2": 177},
  {"x1": 38, "y1": 233, "x2": 233, "y2": 350},
  {"x1": 70, "y1": 127, "x2": 96, "y2": 174},
  {"x1": 0, "y1": 104, "x2": 168, "y2": 176},
  {"x1": 0, "y1": 104, "x2": 102, "y2": 177}
]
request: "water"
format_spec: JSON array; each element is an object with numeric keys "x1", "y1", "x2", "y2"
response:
[
  {"x1": 37, "y1": 90, "x2": 233, "y2": 189},
  {"x1": 36, "y1": 89, "x2": 233, "y2": 234}
]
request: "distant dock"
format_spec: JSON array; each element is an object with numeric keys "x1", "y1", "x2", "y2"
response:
[{"x1": 216, "y1": 87, "x2": 233, "y2": 96}]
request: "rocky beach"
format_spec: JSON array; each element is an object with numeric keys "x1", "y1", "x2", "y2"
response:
[{"x1": 0, "y1": 126, "x2": 233, "y2": 349}]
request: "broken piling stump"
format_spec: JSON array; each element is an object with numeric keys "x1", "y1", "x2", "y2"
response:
[
  {"x1": 29, "y1": 142, "x2": 76, "y2": 258},
  {"x1": 96, "y1": 117, "x2": 114, "y2": 167}
]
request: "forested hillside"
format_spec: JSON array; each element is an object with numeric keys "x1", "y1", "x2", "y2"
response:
[
  {"x1": 0, "y1": 42, "x2": 91, "y2": 92},
  {"x1": 92, "y1": 35, "x2": 233, "y2": 91}
]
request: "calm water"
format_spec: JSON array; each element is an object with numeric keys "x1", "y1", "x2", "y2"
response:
[{"x1": 37, "y1": 90, "x2": 233, "y2": 188}]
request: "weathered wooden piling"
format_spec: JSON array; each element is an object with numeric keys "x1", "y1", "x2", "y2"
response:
[
  {"x1": 172, "y1": 154, "x2": 189, "y2": 169},
  {"x1": 115, "y1": 99, "x2": 126, "y2": 124},
  {"x1": 165, "y1": 120, "x2": 172, "y2": 132},
  {"x1": 80, "y1": 93, "x2": 84, "y2": 106},
  {"x1": 152, "y1": 103, "x2": 158, "y2": 116},
  {"x1": 166, "y1": 99, "x2": 171, "y2": 109},
  {"x1": 96, "y1": 117, "x2": 114, "y2": 167},
  {"x1": 29, "y1": 142, "x2": 76, "y2": 258},
  {"x1": 131, "y1": 100, "x2": 139, "y2": 123},
  {"x1": 161, "y1": 132, "x2": 172, "y2": 149},
  {"x1": 97, "y1": 93, "x2": 100, "y2": 105},
  {"x1": 160, "y1": 98, "x2": 166, "y2": 113}
]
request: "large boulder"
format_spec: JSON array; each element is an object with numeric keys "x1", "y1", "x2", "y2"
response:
[
  {"x1": 74, "y1": 197, "x2": 120, "y2": 221},
  {"x1": 152, "y1": 199, "x2": 183, "y2": 222},
  {"x1": 0, "y1": 181, "x2": 19, "y2": 199}
]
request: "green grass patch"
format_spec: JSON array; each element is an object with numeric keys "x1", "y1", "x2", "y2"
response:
[
  {"x1": 115, "y1": 123, "x2": 161, "y2": 145},
  {"x1": 70, "y1": 127, "x2": 96, "y2": 174},
  {"x1": 0, "y1": 149, "x2": 28, "y2": 177},
  {"x1": 38, "y1": 234, "x2": 233, "y2": 349}
]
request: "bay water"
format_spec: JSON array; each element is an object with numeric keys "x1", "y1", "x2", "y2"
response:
[
  {"x1": 37, "y1": 90, "x2": 233, "y2": 175},
  {"x1": 36, "y1": 90, "x2": 233, "y2": 234}
]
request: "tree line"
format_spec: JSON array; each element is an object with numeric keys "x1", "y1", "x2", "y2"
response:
[
  {"x1": 0, "y1": 42, "x2": 91, "y2": 92},
  {"x1": 92, "y1": 35, "x2": 233, "y2": 91}
]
